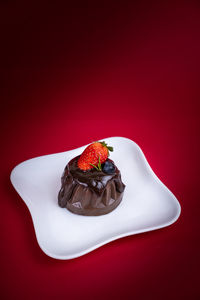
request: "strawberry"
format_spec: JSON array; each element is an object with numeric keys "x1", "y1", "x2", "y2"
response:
[{"x1": 78, "y1": 141, "x2": 113, "y2": 171}]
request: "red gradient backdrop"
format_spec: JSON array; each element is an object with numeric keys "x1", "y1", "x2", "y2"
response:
[{"x1": 1, "y1": 1, "x2": 200, "y2": 299}]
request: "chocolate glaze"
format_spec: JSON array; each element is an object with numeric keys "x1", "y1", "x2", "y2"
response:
[{"x1": 58, "y1": 155, "x2": 125, "y2": 216}]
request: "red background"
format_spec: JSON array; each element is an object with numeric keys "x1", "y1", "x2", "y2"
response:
[{"x1": 1, "y1": 1, "x2": 200, "y2": 299}]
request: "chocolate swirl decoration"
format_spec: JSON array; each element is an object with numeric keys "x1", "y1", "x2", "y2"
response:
[{"x1": 58, "y1": 156, "x2": 125, "y2": 216}]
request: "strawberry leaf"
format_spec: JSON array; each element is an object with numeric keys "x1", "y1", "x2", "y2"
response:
[
  {"x1": 107, "y1": 146, "x2": 113, "y2": 152},
  {"x1": 89, "y1": 163, "x2": 99, "y2": 171},
  {"x1": 100, "y1": 141, "x2": 114, "y2": 153},
  {"x1": 98, "y1": 156, "x2": 102, "y2": 171}
]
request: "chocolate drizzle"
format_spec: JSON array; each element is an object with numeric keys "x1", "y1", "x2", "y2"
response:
[{"x1": 58, "y1": 156, "x2": 125, "y2": 216}]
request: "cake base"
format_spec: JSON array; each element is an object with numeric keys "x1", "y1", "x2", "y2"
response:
[
  {"x1": 65, "y1": 193, "x2": 123, "y2": 216},
  {"x1": 58, "y1": 156, "x2": 125, "y2": 216}
]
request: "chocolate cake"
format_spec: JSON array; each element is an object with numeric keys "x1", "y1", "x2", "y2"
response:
[{"x1": 58, "y1": 155, "x2": 125, "y2": 216}]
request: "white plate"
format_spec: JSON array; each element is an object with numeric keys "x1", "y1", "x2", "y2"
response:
[{"x1": 10, "y1": 137, "x2": 181, "y2": 260}]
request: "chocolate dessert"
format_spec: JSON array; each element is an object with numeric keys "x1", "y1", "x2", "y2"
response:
[{"x1": 58, "y1": 141, "x2": 125, "y2": 216}]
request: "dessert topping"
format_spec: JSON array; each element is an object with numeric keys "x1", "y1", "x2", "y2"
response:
[
  {"x1": 102, "y1": 160, "x2": 116, "y2": 174},
  {"x1": 78, "y1": 141, "x2": 113, "y2": 171}
]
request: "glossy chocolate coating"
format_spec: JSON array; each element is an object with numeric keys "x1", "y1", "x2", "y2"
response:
[{"x1": 58, "y1": 156, "x2": 125, "y2": 216}]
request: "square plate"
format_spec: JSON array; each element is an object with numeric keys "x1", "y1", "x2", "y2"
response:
[{"x1": 10, "y1": 137, "x2": 181, "y2": 259}]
